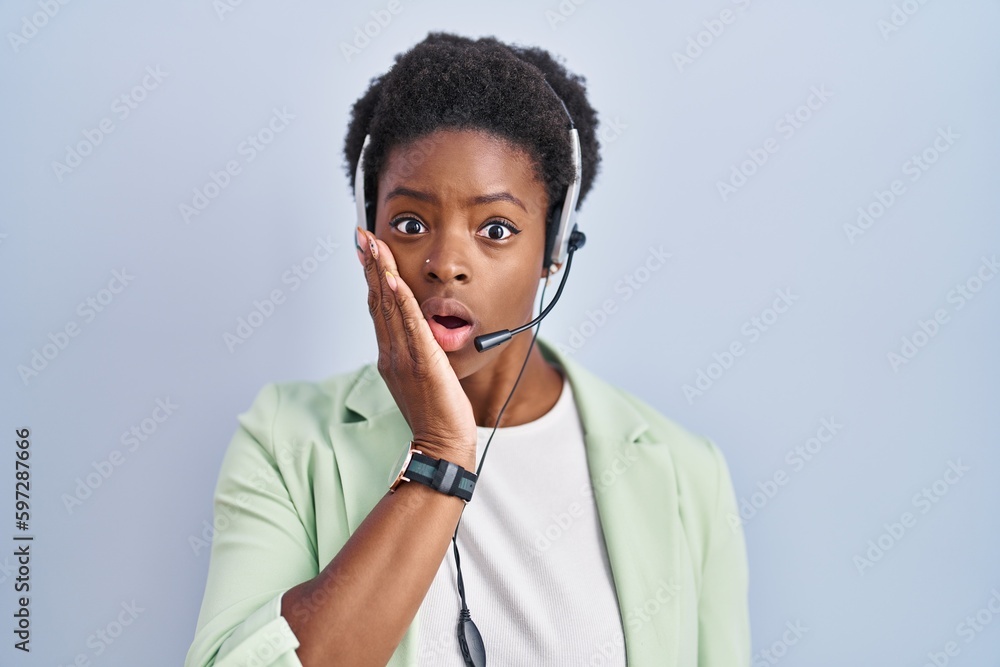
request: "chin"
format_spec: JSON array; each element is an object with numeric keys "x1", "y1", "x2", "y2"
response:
[{"x1": 446, "y1": 344, "x2": 495, "y2": 380}]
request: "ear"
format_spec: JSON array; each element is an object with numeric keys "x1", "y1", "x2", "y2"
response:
[{"x1": 540, "y1": 261, "x2": 563, "y2": 280}]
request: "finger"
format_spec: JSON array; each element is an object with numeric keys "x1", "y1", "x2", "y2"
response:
[
  {"x1": 353, "y1": 227, "x2": 366, "y2": 266},
  {"x1": 378, "y1": 249, "x2": 443, "y2": 365},
  {"x1": 359, "y1": 228, "x2": 392, "y2": 352},
  {"x1": 368, "y1": 235, "x2": 404, "y2": 342}
]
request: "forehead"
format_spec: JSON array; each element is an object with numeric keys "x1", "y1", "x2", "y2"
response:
[{"x1": 377, "y1": 129, "x2": 548, "y2": 214}]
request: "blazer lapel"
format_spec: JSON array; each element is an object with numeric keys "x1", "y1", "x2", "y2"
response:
[{"x1": 334, "y1": 362, "x2": 411, "y2": 534}]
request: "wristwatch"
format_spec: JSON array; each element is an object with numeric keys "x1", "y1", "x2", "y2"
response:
[{"x1": 388, "y1": 442, "x2": 478, "y2": 502}]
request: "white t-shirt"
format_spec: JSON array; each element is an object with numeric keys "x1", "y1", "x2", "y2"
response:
[{"x1": 416, "y1": 373, "x2": 627, "y2": 666}]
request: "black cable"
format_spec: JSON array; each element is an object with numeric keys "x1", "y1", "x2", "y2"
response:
[{"x1": 452, "y1": 245, "x2": 580, "y2": 666}]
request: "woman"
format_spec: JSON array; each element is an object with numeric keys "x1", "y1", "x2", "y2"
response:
[{"x1": 186, "y1": 32, "x2": 750, "y2": 667}]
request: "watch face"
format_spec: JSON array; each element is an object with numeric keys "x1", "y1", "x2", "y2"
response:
[{"x1": 388, "y1": 446, "x2": 414, "y2": 490}]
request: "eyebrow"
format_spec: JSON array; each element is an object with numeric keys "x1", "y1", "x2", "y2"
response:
[{"x1": 383, "y1": 187, "x2": 527, "y2": 212}]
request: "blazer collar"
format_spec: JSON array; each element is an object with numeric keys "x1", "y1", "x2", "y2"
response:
[
  {"x1": 334, "y1": 336, "x2": 682, "y2": 665},
  {"x1": 343, "y1": 337, "x2": 648, "y2": 438}
]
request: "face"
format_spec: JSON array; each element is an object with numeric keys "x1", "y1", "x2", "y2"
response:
[{"x1": 374, "y1": 128, "x2": 551, "y2": 378}]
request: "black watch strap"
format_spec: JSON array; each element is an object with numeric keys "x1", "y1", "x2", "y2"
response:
[{"x1": 406, "y1": 452, "x2": 478, "y2": 502}]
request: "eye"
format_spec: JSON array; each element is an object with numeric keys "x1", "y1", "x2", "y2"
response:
[
  {"x1": 478, "y1": 219, "x2": 521, "y2": 241},
  {"x1": 389, "y1": 216, "x2": 427, "y2": 235}
]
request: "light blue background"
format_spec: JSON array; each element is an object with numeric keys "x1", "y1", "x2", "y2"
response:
[{"x1": 2, "y1": 1, "x2": 998, "y2": 665}]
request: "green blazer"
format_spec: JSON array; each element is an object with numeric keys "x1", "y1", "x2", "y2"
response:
[{"x1": 185, "y1": 337, "x2": 751, "y2": 666}]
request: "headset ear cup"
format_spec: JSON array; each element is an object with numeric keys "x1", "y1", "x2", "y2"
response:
[
  {"x1": 363, "y1": 171, "x2": 376, "y2": 231},
  {"x1": 355, "y1": 134, "x2": 372, "y2": 232},
  {"x1": 545, "y1": 202, "x2": 561, "y2": 270}
]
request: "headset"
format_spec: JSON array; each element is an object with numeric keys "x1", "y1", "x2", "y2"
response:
[{"x1": 353, "y1": 85, "x2": 587, "y2": 667}]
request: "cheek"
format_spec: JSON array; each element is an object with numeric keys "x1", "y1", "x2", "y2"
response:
[
  {"x1": 503, "y1": 264, "x2": 542, "y2": 316},
  {"x1": 401, "y1": 254, "x2": 422, "y2": 277},
  {"x1": 389, "y1": 245, "x2": 423, "y2": 282}
]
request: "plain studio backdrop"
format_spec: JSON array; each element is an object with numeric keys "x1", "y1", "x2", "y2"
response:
[{"x1": 2, "y1": 1, "x2": 999, "y2": 665}]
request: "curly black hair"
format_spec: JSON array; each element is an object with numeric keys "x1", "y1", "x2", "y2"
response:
[{"x1": 343, "y1": 31, "x2": 601, "y2": 270}]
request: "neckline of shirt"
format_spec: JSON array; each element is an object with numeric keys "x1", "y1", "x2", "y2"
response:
[{"x1": 475, "y1": 372, "x2": 573, "y2": 439}]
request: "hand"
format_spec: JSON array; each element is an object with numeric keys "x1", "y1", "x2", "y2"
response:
[{"x1": 356, "y1": 227, "x2": 478, "y2": 467}]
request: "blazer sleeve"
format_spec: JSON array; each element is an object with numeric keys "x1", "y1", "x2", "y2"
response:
[
  {"x1": 697, "y1": 438, "x2": 752, "y2": 667},
  {"x1": 185, "y1": 384, "x2": 317, "y2": 667}
]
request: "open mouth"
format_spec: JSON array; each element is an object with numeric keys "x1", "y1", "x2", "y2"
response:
[
  {"x1": 433, "y1": 315, "x2": 470, "y2": 330},
  {"x1": 422, "y1": 296, "x2": 477, "y2": 352}
]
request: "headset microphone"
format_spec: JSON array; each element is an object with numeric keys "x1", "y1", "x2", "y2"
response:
[
  {"x1": 473, "y1": 225, "x2": 586, "y2": 352},
  {"x1": 474, "y1": 101, "x2": 586, "y2": 352}
]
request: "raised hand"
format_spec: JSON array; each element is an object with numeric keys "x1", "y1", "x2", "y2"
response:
[{"x1": 356, "y1": 226, "x2": 478, "y2": 467}]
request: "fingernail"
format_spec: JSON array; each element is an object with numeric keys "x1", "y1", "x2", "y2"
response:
[
  {"x1": 355, "y1": 227, "x2": 364, "y2": 252},
  {"x1": 369, "y1": 235, "x2": 379, "y2": 260},
  {"x1": 385, "y1": 269, "x2": 397, "y2": 291}
]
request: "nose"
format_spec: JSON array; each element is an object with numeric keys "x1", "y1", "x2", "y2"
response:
[{"x1": 423, "y1": 227, "x2": 470, "y2": 284}]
